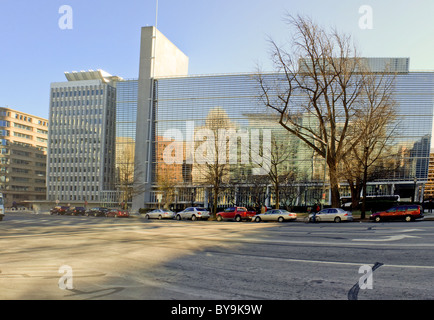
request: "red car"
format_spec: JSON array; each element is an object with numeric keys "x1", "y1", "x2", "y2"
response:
[
  {"x1": 50, "y1": 206, "x2": 70, "y2": 215},
  {"x1": 370, "y1": 205, "x2": 423, "y2": 222},
  {"x1": 216, "y1": 206, "x2": 257, "y2": 222},
  {"x1": 106, "y1": 209, "x2": 129, "y2": 218}
]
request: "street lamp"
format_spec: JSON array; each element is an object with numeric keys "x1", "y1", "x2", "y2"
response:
[
  {"x1": 174, "y1": 188, "x2": 178, "y2": 212},
  {"x1": 322, "y1": 143, "x2": 328, "y2": 208},
  {"x1": 191, "y1": 187, "x2": 196, "y2": 207},
  {"x1": 414, "y1": 177, "x2": 418, "y2": 203},
  {"x1": 309, "y1": 134, "x2": 328, "y2": 209}
]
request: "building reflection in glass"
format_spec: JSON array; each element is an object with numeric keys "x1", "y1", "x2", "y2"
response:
[{"x1": 149, "y1": 71, "x2": 434, "y2": 208}]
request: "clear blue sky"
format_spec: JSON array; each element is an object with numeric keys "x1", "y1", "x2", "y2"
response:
[{"x1": 1, "y1": 0, "x2": 433, "y2": 119}]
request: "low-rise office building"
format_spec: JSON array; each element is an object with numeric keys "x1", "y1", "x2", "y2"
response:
[
  {"x1": 47, "y1": 70, "x2": 121, "y2": 203},
  {"x1": 0, "y1": 107, "x2": 48, "y2": 207}
]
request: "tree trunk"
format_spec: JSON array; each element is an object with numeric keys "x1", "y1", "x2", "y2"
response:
[
  {"x1": 348, "y1": 178, "x2": 362, "y2": 210},
  {"x1": 212, "y1": 185, "x2": 218, "y2": 218},
  {"x1": 328, "y1": 161, "x2": 341, "y2": 208},
  {"x1": 361, "y1": 164, "x2": 368, "y2": 219},
  {"x1": 274, "y1": 183, "x2": 280, "y2": 209}
]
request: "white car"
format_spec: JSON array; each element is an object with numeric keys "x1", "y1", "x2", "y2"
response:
[
  {"x1": 176, "y1": 207, "x2": 210, "y2": 221},
  {"x1": 145, "y1": 209, "x2": 175, "y2": 220},
  {"x1": 308, "y1": 208, "x2": 353, "y2": 223},
  {"x1": 252, "y1": 209, "x2": 297, "y2": 222}
]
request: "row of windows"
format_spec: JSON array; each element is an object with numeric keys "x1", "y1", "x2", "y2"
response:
[
  {"x1": 49, "y1": 128, "x2": 102, "y2": 136},
  {"x1": 0, "y1": 185, "x2": 45, "y2": 192},
  {"x1": 50, "y1": 137, "x2": 101, "y2": 144},
  {"x1": 0, "y1": 159, "x2": 45, "y2": 166},
  {"x1": 0, "y1": 133, "x2": 47, "y2": 143},
  {"x1": 14, "y1": 113, "x2": 33, "y2": 123},
  {"x1": 0, "y1": 176, "x2": 45, "y2": 183},
  {"x1": 49, "y1": 195, "x2": 99, "y2": 201},
  {"x1": 50, "y1": 166, "x2": 100, "y2": 173},
  {"x1": 51, "y1": 99, "x2": 106, "y2": 108},
  {"x1": 52, "y1": 88, "x2": 104, "y2": 98},
  {"x1": 49, "y1": 151, "x2": 101, "y2": 159},
  {"x1": 0, "y1": 143, "x2": 46, "y2": 152},
  {"x1": 52, "y1": 108, "x2": 104, "y2": 116},
  {"x1": 0, "y1": 111, "x2": 47, "y2": 127},
  {"x1": 0, "y1": 122, "x2": 48, "y2": 135},
  {"x1": 50, "y1": 117, "x2": 105, "y2": 126}
]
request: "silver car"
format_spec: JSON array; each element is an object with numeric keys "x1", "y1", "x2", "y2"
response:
[
  {"x1": 176, "y1": 207, "x2": 210, "y2": 221},
  {"x1": 145, "y1": 209, "x2": 175, "y2": 220},
  {"x1": 308, "y1": 208, "x2": 353, "y2": 223},
  {"x1": 252, "y1": 209, "x2": 297, "y2": 222}
]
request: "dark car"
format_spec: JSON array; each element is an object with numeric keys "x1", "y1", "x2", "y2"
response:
[
  {"x1": 370, "y1": 205, "x2": 424, "y2": 222},
  {"x1": 67, "y1": 206, "x2": 86, "y2": 216},
  {"x1": 106, "y1": 209, "x2": 129, "y2": 218},
  {"x1": 85, "y1": 207, "x2": 109, "y2": 217},
  {"x1": 50, "y1": 206, "x2": 70, "y2": 215}
]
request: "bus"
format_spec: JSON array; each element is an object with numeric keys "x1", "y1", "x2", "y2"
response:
[
  {"x1": 341, "y1": 195, "x2": 400, "y2": 209},
  {"x1": 0, "y1": 193, "x2": 4, "y2": 221}
]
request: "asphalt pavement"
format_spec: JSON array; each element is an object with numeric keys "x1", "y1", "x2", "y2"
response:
[{"x1": 1, "y1": 211, "x2": 434, "y2": 300}]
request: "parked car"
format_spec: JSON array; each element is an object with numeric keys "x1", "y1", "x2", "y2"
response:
[
  {"x1": 50, "y1": 206, "x2": 70, "y2": 215},
  {"x1": 85, "y1": 207, "x2": 109, "y2": 217},
  {"x1": 370, "y1": 205, "x2": 424, "y2": 222},
  {"x1": 106, "y1": 209, "x2": 129, "y2": 218},
  {"x1": 252, "y1": 209, "x2": 297, "y2": 222},
  {"x1": 176, "y1": 207, "x2": 210, "y2": 221},
  {"x1": 308, "y1": 208, "x2": 353, "y2": 222},
  {"x1": 216, "y1": 206, "x2": 257, "y2": 222},
  {"x1": 145, "y1": 209, "x2": 176, "y2": 220},
  {"x1": 66, "y1": 206, "x2": 86, "y2": 216}
]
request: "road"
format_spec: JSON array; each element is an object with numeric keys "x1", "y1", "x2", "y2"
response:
[{"x1": 1, "y1": 212, "x2": 434, "y2": 300}]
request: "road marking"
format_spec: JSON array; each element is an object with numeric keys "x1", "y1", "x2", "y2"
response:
[
  {"x1": 208, "y1": 251, "x2": 434, "y2": 270},
  {"x1": 352, "y1": 235, "x2": 421, "y2": 242},
  {"x1": 399, "y1": 229, "x2": 424, "y2": 232}
]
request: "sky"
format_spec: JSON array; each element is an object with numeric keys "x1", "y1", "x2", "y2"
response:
[{"x1": 0, "y1": 0, "x2": 434, "y2": 119}]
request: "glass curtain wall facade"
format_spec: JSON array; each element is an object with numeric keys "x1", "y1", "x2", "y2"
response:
[
  {"x1": 151, "y1": 71, "x2": 434, "y2": 208},
  {"x1": 114, "y1": 80, "x2": 138, "y2": 205}
]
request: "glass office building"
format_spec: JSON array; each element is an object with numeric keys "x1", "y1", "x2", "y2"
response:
[
  {"x1": 48, "y1": 64, "x2": 434, "y2": 209},
  {"x1": 148, "y1": 67, "x2": 434, "y2": 208},
  {"x1": 46, "y1": 29, "x2": 434, "y2": 210}
]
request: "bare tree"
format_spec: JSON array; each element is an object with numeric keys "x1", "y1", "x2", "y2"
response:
[
  {"x1": 257, "y1": 15, "x2": 393, "y2": 207},
  {"x1": 279, "y1": 170, "x2": 301, "y2": 210},
  {"x1": 116, "y1": 140, "x2": 137, "y2": 207},
  {"x1": 156, "y1": 168, "x2": 177, "y2": 209},
  {"x1": 192, "y1": 108, "x2": 232, "y2": 216},
  {"x1": 342, "y1": 69, "x2": 398, "y2": 217},
  {"x1": 243, "y1": 174, "x2": 269, "y2": 212},
  {"x1": 250, "y1": 132, "x2": 296, "y2": 209}
]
